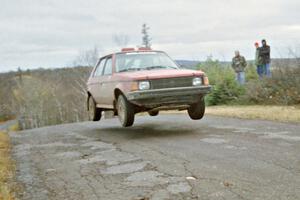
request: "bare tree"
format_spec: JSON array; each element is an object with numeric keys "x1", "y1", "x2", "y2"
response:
[{"x1": 73, "y1": 46, "x2": 100, "y2": 67}]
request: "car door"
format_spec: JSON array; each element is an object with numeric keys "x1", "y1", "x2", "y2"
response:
[
  {"x1": 90, "y1": 58, "x2": 106, "y2": 104},
  {"x1": 101, "y1": 56, "x2": 114, "y2": 106}
]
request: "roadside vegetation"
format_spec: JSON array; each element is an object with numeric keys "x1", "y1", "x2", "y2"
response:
[
  {"x1": 198, "y1": 57, "x2": 300, "y2": 106},
  {"x1": 0, "y1": 130, "x2": 14, "y2": 200},
  {"x1": 0, "y1": 67, "x2": 92, "y2": 129},
  {"x1": 196, "y1": 55, "x2": 299, "y2": 123}
]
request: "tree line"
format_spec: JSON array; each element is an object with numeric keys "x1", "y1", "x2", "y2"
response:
[{"x1": 0, "y1": 66, "x2": 92, "y2": 129}]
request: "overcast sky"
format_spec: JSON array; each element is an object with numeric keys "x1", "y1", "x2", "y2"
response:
[{"x1": 0, "y1": 0, "x2": 300, "y2": 72}]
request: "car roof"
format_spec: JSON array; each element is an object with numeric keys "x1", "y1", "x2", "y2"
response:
[
  {"x1": 115, "y1": 50, "x2": 164, "y2": 55},
  {"x1": 99, "y1": 49, "x2": 165, "y2": 60}
]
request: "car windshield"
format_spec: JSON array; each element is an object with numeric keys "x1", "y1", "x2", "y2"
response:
[{"x1": 115, "y1": 52, "x2": 179, "y2": 72}]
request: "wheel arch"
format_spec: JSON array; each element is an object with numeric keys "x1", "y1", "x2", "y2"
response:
[
  {"x1": 87, "y1": 91, "x2": 92, "y2": 111},
  {"x1": 114, "y1": 88, "x2": 125, "y2": 108}
]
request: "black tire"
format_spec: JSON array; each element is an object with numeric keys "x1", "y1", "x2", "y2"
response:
[
  {"x1": 88, "y1": 96, "x2": 102, "y2": 121},
  {"x1": 117, "y1": 95, "x2": 135, "y2": 127},
  {"x1": 187, "y1": 98, "x2": 205, "y2": 120},
  {"x1": 148, "y1": 110, "x2": 159, "y2": 116}
]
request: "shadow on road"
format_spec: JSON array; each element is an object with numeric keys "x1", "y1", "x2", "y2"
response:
[{"x1": 95, "y1": 122, "x2": 205, "y2": 140}]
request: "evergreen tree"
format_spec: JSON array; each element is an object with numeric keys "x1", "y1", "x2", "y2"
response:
[{"x1": 141, "y1": 23, "x2": 151, "y2": 48}]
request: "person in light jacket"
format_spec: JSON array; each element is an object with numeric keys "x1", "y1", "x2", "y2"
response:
[{"x1": 232, "y1": 51, "x2": 247, "y2": 85}]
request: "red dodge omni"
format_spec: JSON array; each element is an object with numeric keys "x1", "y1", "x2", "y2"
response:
[{"x1": 87, "y1": 48, "x2": 211, "y2": 127}]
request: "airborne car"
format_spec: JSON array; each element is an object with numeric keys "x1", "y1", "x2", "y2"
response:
[{"x1": 87, "y1": 48, "x2": 211, "y2": 127}]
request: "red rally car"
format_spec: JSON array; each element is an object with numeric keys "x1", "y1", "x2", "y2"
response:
[{"x1": 87, "y1": 48, "x2": 211, "y2": 127}]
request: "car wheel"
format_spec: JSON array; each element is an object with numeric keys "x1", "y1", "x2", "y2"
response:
[
  {"x1": 187, "y1": 98, "x2": 205, "y2": 120},
  {"x1": 117, "y1": 95, "x2": 135, "y2": 127},
  {"x1": 88, "y1": 96, "x2": 102, "y2": 121},
  {"x1": 148, "y1": 110, "x2": 159, "y2": 116}
]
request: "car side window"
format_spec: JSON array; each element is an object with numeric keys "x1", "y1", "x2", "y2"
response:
[
  {"x1": 94, "y1": 58, "x2": 105, "y2": 77},
  {"x1": 103, "y1": 57, "x2": 112, "y2": 75}
]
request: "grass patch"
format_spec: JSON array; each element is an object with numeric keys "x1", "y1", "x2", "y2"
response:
[
  {"x1": 8, "y1": 124, "x2": 19, "y2": 132},
  {"x1": 159, "y1": 105, "x2": 300, "y2": 123},
  {"x1": 0, "y1": 131, "x2": 15, "y2": 200},
  {"x1": 206, "y1": 105, "x2": 300, "y2": 123}
]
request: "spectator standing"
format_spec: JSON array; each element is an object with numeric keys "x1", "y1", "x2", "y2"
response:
[
  {"x1": 259, "y1": 39, "x2": 271, "y2": 77},
  {"x1": 231, "y1": 51, "x2": 247, "y2": 85},
  {"x1": 254, "y1": 42, "x2": 264, "y2": 78}
]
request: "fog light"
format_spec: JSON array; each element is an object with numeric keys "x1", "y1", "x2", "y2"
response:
[
  {"x1": 138, "y1": 81, "x2": 150, "y2": 90},
  {"x1": 192, "y1": 77, "x2": 202, "y2": 86},
  {"x1": 203, "y1": 76, "x2": 209, "y2": 85},
  {"x1": 131, "y1": 82, "x2": 138, "y2": 91}
]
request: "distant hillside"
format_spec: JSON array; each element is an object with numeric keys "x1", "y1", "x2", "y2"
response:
[
  {"x1": 175, "y1": 60, "x2": 200, "y2": 70},
  {"x1": 176, "y1": 60, "x2": 231, "y2": 70},
  {"x1": 176, "y1": 58, "x2": 300, "y2": 70}
]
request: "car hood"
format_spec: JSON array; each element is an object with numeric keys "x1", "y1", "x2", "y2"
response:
[{"x1": 115, "y1": 69, "x2": 204, "y2": 80}]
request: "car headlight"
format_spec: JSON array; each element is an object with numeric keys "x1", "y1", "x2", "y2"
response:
[
  {"x1": 192, "y1": 77, "x2": 202, "y2": 86},
  {"x1": 138, "y1": 81, "x2": 150, "y2": 90}
]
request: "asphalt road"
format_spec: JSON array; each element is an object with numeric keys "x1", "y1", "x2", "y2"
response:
[{"x1": 10, "y1": 114, "x2": 300, "y2": 200}]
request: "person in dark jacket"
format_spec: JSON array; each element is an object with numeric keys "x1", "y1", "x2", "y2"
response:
[
  {"x1": 254, "y1": 42, "x2": 263, "y2": 78},
  {"x1": 259, "y1": 39, "x2": 271, "y2": 77},
  {"x1": 232, "y1": 51, "x2": 247, "y2": 84}
]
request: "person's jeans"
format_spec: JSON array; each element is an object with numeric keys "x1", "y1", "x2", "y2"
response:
[
  {"x1": 256, "y1": 65, "x2": 264, "y2": 78},
  {"x1": 236, "y1": 71, "x2": 245, "y2": 85},
  {"x1": 262, "y1": 63, "x2": 271, "y2": 77}
]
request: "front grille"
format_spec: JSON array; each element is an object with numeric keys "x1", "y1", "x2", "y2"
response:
[{"x1": 150, "y1": 76, "x2": 194, "y2": 89}]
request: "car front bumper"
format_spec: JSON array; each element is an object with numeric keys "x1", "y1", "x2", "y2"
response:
[{"x1": 126, "y1": 85, "x2": 212, "y2": 108}]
